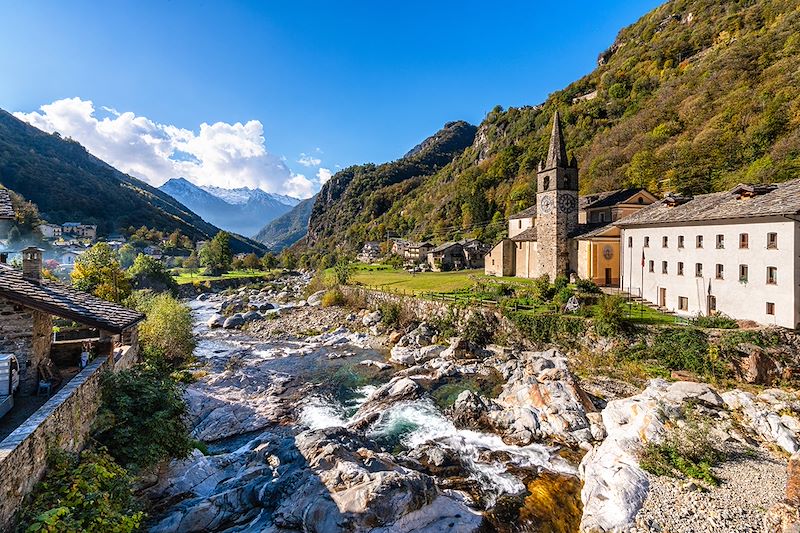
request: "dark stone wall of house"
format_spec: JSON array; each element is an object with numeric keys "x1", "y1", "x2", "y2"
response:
[{"x1": 0, "y1": 297, "x2": 53, "y2": 393}]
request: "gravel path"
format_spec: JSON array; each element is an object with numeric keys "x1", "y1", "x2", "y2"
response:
[{"x1": 633, "y1": 444, "x2": 787, "y2": 532}]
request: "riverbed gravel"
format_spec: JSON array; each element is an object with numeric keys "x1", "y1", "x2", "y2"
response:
[{"x1": 632, "y1": 443, "x2": 787, "y2": 532}]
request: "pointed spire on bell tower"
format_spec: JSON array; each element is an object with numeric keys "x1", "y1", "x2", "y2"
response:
[{"x1": 545, "y1": 110, "x2": 568, "y2": 169}]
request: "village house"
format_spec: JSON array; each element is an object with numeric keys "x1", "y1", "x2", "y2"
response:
[
  {"x1": 0, "y1": 247, "x2": 144, "y2": 395},
  {"x1": 428, "y1": 242, "x2": 464, "y2": 271},
  {"x1": 357, "y1": 241, "x2": 381, "y2": 263},
  {"x1": 404, "y1": 241, "x2": 435, "y2": 263},
  {"x1": 38, "y1": 223, "x2": 62, "y2": 240},
  {"x1": 61, "y1": 222, "x2": 97, "y2": 241},
  {"x1": 0, "y1": 189, "x2": 13, "y2": 221},
  {"x1": 485, "y1": 112, "x2": 655, "y2": 284},
  {"x1": 617, "y1": 180, "x2": 800, "y2": 329},
  {"x1": 56, "y1": 248, "x2": 84, "y2": 271},
  {"x1": 390, "y1": 239, "x2": 409, "y2": 256}
]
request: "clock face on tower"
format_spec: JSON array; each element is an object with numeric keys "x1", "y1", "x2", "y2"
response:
[
  {"x1": 540, "y1": 195, "x2": 554, "y2": 214},
  {"x1": 558, "y1": 194, "x2": 577, "y2": 213}
]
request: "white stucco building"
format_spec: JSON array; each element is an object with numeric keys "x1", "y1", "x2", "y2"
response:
[{"x1": 617, "y1": 181, "x2": 800, "y2": 329}]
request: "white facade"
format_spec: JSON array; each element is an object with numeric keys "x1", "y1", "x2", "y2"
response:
[{"x1": 620, "y1": 217, "x2": 799, "y2": 328}]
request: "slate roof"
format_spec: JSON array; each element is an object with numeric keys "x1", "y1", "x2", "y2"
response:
[
  {"x1": 583, "y1": 188, "x2": 649, "y2": 209},
  {"x1": 430, "y1": 241, "x2": 462, "y2": 253},
  {"x1": 509, "y1": 205, "x2": 537, "y2": 220},
  {"x1": 511, "y1": 227, "x2": 537, "y2": 242},
  {"x1": 0, "y1": 188, "x2": 14, "y2": 220},
  {"x1": 616, "y1": 178, "x2": 800, "y2": 227},
  {"x1": 0, "y1": 264, "x2": 144, "y2": 333},
  {"x1": 573, "y1": 222, "x2": 617, "y2": 239}
]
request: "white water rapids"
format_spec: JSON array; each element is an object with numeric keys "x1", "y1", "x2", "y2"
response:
[{"x1": 299, "y1": 391, "x2": 575, "y2": 505}]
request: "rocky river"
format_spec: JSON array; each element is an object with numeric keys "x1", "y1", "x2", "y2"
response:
[{"x1": 145, "y1": 276, "x2": 800, "y2": 532}]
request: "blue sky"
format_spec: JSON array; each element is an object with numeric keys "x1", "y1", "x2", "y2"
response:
[{"x1": 0, "y1": 0, "x2": 662, "y2": 197}]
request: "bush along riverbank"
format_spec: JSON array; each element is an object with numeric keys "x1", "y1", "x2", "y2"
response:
[{"x1": 134, "y1": 271, "x2": 800, "y2": 532}]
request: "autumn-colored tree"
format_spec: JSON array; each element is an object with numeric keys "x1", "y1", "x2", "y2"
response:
[{"x1": 71, "y1": 243, "x2": 131, "y2": 302}]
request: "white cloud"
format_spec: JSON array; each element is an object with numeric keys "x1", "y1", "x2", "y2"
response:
[
  {"x1": 317, "y1": 167, "x2": 333, "y2": 184},
  {"x1": 13, "y1": 97, "x2": 319, "y2": 198},
  {"x1": 297, "y1": 153, "x2": 322, "y2": 167}
]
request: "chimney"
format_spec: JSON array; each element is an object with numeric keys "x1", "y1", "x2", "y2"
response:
[{"x1": 22, "y1": 247, "x2": 43, "y2": 282}]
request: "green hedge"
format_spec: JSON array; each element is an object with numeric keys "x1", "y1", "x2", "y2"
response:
[{"x1": 508, "y1": 312, "x2": 588, "y2": 344}]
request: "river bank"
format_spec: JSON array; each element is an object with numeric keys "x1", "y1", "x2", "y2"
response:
[{"x1": 144, "y1": 276, "x2": 798, "y2": 532}]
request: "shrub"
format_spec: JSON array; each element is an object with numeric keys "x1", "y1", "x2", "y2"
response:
[
  {"x1": 134, "y1": 292, "x2": 196, "y2": 369},
  {"x1": 621, "y1": 328, "x2": 724, "y2": 379},
  {"x1": 94, "y1": 368, "x2": 193, "y2": 471},
  {"x1": 639, "y1": 411, "x2": 725, "y2": 485},
  {"x1": 321, "y1": 288, "x2": 345, "y2": 307},
  {"x1": 575, "y1": 278, "x2": 601, "y2": 294},
  {"x1": 554, "y1": 287, "x2": 575, "y2": 307},
  {"x1": 690, "y1": 313, "x2": 738, "y2": 329},
  {"x1": 379, "y1": 301, "x2": 402, "y2": 328},
  {"x1": 593, "y1": 295, "x2": 627, "y2": 337},
  {"x1": 508, "y1": 312, "x2": 587, "y2": 345},
  {"x1": 16, "y1": 449, "x2": 144, "y2": 533},
  {"x1": 333, "y1": 259, "x2": 354, "y2": 285},
  {"x1": 553, "y1": 274, "x2": 569, "y2": 291},
  {"x1": 462, "y1": 311, "x2": 494, "y2": 347},
  {"x1": 531, "y1": 275, "x2": 556, "y2": 302}
]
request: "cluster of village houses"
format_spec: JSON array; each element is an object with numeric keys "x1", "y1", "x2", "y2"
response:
[{"x1": 362, "y1": 112, "x2": 800, "y2": 330}]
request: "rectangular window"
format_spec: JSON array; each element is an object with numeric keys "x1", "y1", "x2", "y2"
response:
[
  {"x1": 678, "y1": 235, "x2": 685, "y2": 248},
  {"x1": 518, "y1": 220, "x2": 522, "y2": 229},
  {"x1": 739, "y1": 233, "x2": 749, "y2": 249},
  {"x1": 767, "y1": 266, "x2": 777, "y2": 285},
  {"x1": 767, "y1": 302, "x2": 775, "y2": 315},
  {"x1": 644, "y1": 236, "x2": 650, "y2": 248},
  {"x1": 715, "y1": 264, "x2": 724, "y2": 280},
  {"x1": 739, "y1": 264, "x2": 749, "y2": 282},
  {"x1": 716, "y1": 234, "x2": 725, "y2": 249},
  {"x1": 767, "y1": 232, "x2": 778, "y2": 249},
  {"x1": 678, "y1": 297, "x2": 688, "y2": 311},
  {"x1": 662, "y1": 236, "x2": 668, "y2": 248},
  {"x1": 662, "y1": 261, "x2": 668, "y2": 274},
  {"x1": 695, "y1": 263, "x2": 703, "y2": 277},
  {"x1": 696, "y1": 235, "x2": 704, "y2": 248},
  {"x1": 678, "y1": 262, "x2": 684, "y2": 276},
  {"x1": 648, "y1": 260, "x2": 654, "y2": 273},
  {"x1": 628, "y1": 236, "x2": 633, "y2": 248}
]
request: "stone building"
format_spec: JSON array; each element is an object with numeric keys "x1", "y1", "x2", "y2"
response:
[
  {"x1": 0, "y1": 247, "x2": 144, "y2": 393},
  {"x1": 485, "y1": 112, "x2": 655, "y2": 282},
  {"x1": 617, "y1": 180, "x2": 800, "y2": 328}
]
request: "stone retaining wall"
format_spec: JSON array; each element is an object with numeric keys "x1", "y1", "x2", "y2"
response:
[{"x1": 0, "y1": 346, "x2": 136, "y2": 530}]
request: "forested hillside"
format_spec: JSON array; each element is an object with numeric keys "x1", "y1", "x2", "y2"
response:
[
  {"x1": 254, "y1": 195, "x2": 316, "y2": 251},
  {"x1": 0, "y1": 110, "x2": 265, "y2": 254},
  {"x1": 307, "y1": 120, "x2": 477, "y2": 247},
  {"x1": 305, "y1": 0, "x2": 800, "y2": 253}
]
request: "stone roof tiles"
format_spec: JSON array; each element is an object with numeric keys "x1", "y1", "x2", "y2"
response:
[
  {"x1": 511, "y1": 227, "x2": 538, "y2": 242},
  {"x1": 509, "y1": 205, "x2": 537, "y2": 220},
  {"x1": 0, "y1": 189, "x2": 14, "y2": 220},
  {"x1": 616, "y1": 178, "x2": 800, "y2": 227},
  {"x1": 0, "y1": 265, "x2": 144, "y2": 333}
]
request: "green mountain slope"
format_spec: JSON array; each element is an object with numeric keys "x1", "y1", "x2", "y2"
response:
[
  {"x1": 307, "y1": 120, "x2": 477, "y2": 248},
  {"x1": 253, "y1": 195, "x2": 316, "y2": 251},
  {"x1": 306, "y1": 0, "x2": 800, "y2": 253},
  {"x1": 0, "y1": 110, "x2": 265, "y2": 254}
]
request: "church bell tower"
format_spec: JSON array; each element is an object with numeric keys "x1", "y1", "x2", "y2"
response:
[{"x1": 535, "y1": 111, "x2": 579, "y2": 279}]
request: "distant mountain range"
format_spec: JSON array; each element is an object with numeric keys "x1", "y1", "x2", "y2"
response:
[
  {"x1": 159, "y1": 178, "x2": 299, "y2": 238},
  {"x1": 253, "y1": 195, "x2": 315, "y2": 251},
  {"x1": 0, "y1": 110, "x2": 266, "y2": 254}
]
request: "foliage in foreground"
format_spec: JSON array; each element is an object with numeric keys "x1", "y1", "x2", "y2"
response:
[
  {"x1": 71, "y1": 243, "x2": 131, "y2": 303},
  {"x1": 128, "y1": 291, "x2": 196, "y2": 369},
  {"x1": 593, "y1": 294, "x2": 627, "y2": 337},
  {"x1": 639, "y1": 411, "x2": 725, "y2": 486},
  {"x1": 94, "y1": 368, "x2": 193, "y2": 471},
  {"x1": 507, "y1": 311, "x2": 587, "y2": 345},
  {"x1": 16, "y1": 449, "x2": 144, "y2": 533},
  {"x1": 619, "y1": 327, "x2": 726, "y2": 379}
]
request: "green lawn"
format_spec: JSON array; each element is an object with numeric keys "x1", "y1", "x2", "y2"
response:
[
  {"x1": 343, "y1": 265, "x2": 482, "y2": 295},
  {"x1": 172, "y1": 269, "x2": 274, "y2": 285}
]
